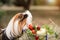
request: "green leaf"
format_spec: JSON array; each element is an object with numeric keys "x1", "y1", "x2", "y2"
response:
[
  {"x1": 42, "y1": 24, "x2": 54, "y2": 34},
  {"x1": 33, "y1": 25, "x2": 37, "y2": 31},
  {"x1": 55, "y1": 32, "x2": 58, "y2": 38},
  {"x1": 48, "y1": 29, "x2": 54, "y2": 34},
  {"x1": 26, "y1": 29, "x2": 33, "y2": 36}
]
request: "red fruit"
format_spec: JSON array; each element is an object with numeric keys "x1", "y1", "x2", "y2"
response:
[
  {"x1": 28, "y1": 24, "x2": 33, "y2": 30},
  {"x1": 37, "y1": 26, "x2": 40, "y2": 30},
  {"x1": 35, "y1": 35, "x2": 39, "y2": 40},
  {"x1": 32, "y1": 30, "x2": 36, "y2": 34}
]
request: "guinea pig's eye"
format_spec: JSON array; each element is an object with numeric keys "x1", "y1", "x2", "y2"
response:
[{"x1": 24, "y1": 14, "x2": 28, "y2": 18}]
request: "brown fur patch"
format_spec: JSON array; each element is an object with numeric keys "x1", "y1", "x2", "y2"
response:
[
  {"x1": 18, "y1": 19, "x2": 26, "y2": 34},
  {"x1": 11, "y1": 13, "x2": 26, "y2": 36}
]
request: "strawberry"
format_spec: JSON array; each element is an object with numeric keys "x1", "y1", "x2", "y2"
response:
[
  {"x1": 37, "y1": 26, "x2": 40, "y2": 30},
  {"x1": 32, "y1": 30, "x2": 36, "y2": 34},
  {"x1": 28, "y1": 24, "x2": 33, "y2": 30}
]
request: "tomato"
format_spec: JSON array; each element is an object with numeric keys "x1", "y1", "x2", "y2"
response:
[
  {"x1": 28, "y1": 24, "x2": 33, "y2": 30},
  {"x1": 32, "y1": 30, "x2": 36, "y2": 34},
  {"x1": 37, "y1": 26, "x2": 40, "y2": 30},
  {"x1": 35, "y1": 35, "x2": 39, "y2": 40}
]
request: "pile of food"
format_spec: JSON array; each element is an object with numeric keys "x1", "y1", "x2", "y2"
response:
[{"x1": 26, "y1": 24, "x2": 58, "y2": 40}]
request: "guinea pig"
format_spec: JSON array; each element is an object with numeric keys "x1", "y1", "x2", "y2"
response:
[{"x1": 1, "y1": 10, "x2": 32, "y2": 40}]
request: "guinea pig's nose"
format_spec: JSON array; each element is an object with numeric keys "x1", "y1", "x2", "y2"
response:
[{"x1": 24, "y1": 14, "x2": 28, "y2": 18}]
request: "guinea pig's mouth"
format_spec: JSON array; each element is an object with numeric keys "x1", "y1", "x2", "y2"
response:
[{"x1": 21, "y1": 14, "x2": 28, "y2": 21}]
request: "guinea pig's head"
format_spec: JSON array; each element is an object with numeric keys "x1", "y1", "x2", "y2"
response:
[
  {"x1": 15, "y1": 11, "x2": 32, "y2": 31},
  {"x1": 23, "y1": 10, "x2": 32, "y2": 26}
]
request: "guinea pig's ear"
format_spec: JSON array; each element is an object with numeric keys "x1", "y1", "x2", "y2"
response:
[
  {"x1": 13, "y1": 13, "x2": 24, "y2": 23},
  {"x1": 18, "y1": 14, "x2": 24, "y2": 19}
]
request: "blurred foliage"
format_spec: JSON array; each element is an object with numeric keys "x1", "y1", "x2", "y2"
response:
[
  {"x1": 0, "y1": 2, "x2": 3, "y2": 6},
  {"x1": 0, "y1": 0, "x2": 47, "y2": 6},
  {"x1": 33, "y1": 0, "x2": 46, "y2": 5},
  {"x1": 0, "y1": 10, "x2": 5, "y2": 21}
]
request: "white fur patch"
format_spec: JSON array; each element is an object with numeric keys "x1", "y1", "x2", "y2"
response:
[
  {"x1": 5, "y1": 17, "x2": 14, "y2": 39},
  {"x1": 23, "y1": 10, "x2": 32, "y2": 30},
  {"x1": 14, "y1": 19, "x2": 20, "y2": 36}
]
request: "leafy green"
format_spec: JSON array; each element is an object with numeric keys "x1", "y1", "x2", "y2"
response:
[
  {"x1": 26, "y1": 29, "x2": 33, "y2": 36},
  {"x1": 33, "y1": 25, "x2": 37, "y2": 31},
  {"x1": 55, "y1": 32, "x2": 58, "y2": 38},
  {"x1": 42, "y1": 24, "x2": 54, "y2": 34}
]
